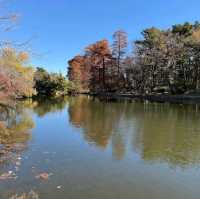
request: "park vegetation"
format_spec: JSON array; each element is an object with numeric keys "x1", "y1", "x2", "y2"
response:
[
  {"x1": 34, "y1": 67, "x2": 69, "y2": 97},
  {"x1": 0, "y1": 48, "x2": 34, "y2": 102},
  {"x1": 68, "y1": 22, "x2": 200, "y2": 95},
  {"x1": 0, "y1": 47, "x2": 69, "y2": 106},
  {"x1": 0, "y1": 3, "x2": 69, "y2": 106},
  {"x1": 2, "y1": 20, "x2": 200, "y2": 107}
]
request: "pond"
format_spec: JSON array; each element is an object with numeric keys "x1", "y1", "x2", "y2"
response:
[{"x1": 1, "y1": 96, "x2": 200, "y2": 199}]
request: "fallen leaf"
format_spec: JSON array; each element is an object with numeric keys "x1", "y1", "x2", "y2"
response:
[{"x1": 35, "y1": 172, "x2": 52, "y2": 181}]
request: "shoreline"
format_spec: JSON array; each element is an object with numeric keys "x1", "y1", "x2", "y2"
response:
[
  {"x1": 85, "y1": 92, "x2": 200, "y2": 104},
  {"x1": 2, "y1": 93, "x2": 200, "y2": 108}
]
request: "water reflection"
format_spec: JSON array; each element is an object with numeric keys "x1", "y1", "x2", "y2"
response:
[
  {"x1": 68, "y1": 96, "x2": 116, "y2": 148},
  {"x1": 0, "y1": 104, "x2": 34, "y2": 174},
  {"x1": 31, "y1": 97, "x2": 68, "y2": 117},
  {"x1": 68, "y1": 96, "x2": 200, "y2": 167},
  {"x1": 2, "y1": 96, "x2": 200, "y2": 170},
  {"x1": 132, "y1": 103, "x2": 200, "y2": 167},
  {"x1": 0, "y1": 104, "x2": 34, "y2": 145},
  {"x1": 2, "y1": 97, "x2": 200, "y2": 198}
]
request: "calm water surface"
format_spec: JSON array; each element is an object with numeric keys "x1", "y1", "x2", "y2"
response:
[{"x1": 1, "y1": 96, "x2": 200, "y2": 198}]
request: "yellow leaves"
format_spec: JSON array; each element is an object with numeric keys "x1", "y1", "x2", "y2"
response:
[
  {"x1": 191, "y1": 29, "x2": 200, "y2": 43},
  {"x1": 0, "y1": 47, "x2": 29, "y2": 67},
  {"x1": 18, "y1": 52, "x2": 29, "y2": 62},
  {"x1": 0, "y1": 47, "x2": 35, "y2": 98}
]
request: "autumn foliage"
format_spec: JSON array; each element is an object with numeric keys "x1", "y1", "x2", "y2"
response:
[
  {"x1": 68, "y1": 22, "x2": 200, "y2": 95},
  {"x1": 68, "y1": 39, "x2": 117, "y2": 92},
  {"x1": 0, "y1": 48, "x2": 35, "y2": 104}
]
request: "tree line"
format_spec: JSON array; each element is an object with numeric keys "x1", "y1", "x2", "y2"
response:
[
  {"x1": 2, "y1": 21, "x2": 200, "y2": 106},
  {"x1": 68, "y1": 22, "x2": 200, "y2": 95},
  {"x1": 0, "y1": 47, "x2": 71, "y2": 106}
]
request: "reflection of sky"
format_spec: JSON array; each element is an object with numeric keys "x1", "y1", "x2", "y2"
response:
[
  {"x1": 28, "y1": 99, "x2": 200, "y2": 199},
  {"x1": 2, "y1": 98, "x2": 200, "y2": 199},
  {"x1": 31, "y1": 97, "x2": 200, "y2": 167}
]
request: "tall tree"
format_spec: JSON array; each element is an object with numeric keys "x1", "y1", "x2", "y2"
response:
[
  {"x1": 67, "y1": 21, "x2": 200, "y2": 95},
  {"x1": 112, "y1": 30, "x2": 128, "y2": 75},
  {"x1": 85, "y1": 40, "x2": 112, "y2": 91}
]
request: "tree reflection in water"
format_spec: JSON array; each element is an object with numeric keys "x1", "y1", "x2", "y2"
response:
[
  {"x1": 32, "y1": 97, "x2": 68, "y2": 117},
  {"x1": 2, "y1": 96, "x2": 200, "y2": 171},
  {"x1": 68, "y1": 96, "x2": 200, "y2": 167},
  {"x1": 0, "y1": 104, "x2": 34, "y2": 176}
]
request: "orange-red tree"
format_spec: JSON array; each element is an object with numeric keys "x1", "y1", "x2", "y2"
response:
[
  {"x1": 68, "y1": 55, "x2": 91, "y2": 92},
  {"x1": 85, "y1": 39, "x2": 112, "y2": 91}
]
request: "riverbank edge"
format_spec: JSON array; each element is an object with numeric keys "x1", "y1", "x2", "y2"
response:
[
  {"x1": 2, "y1": 93, "x2": 200, "y2": 108},
  {"x1": 81, "y1": 92, "x2": 200, "y2": 104}
]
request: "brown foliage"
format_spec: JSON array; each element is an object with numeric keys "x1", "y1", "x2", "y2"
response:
[{"x1": 68, "y1": 40, "x2": 115, "y2": 92}]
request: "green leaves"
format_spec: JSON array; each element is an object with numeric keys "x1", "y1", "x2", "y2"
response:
[{"x1": 34, "y1": 68, "x2": 68, "y2": 97}]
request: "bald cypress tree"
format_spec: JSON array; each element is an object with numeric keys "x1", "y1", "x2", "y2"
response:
[{"x1": 112, "y1": 30, "x2": 128, "y2": 76}]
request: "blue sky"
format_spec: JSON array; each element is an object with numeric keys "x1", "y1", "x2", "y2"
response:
[{"x1": 4, "y1": 0, "x2": 200, "y2": 74}]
